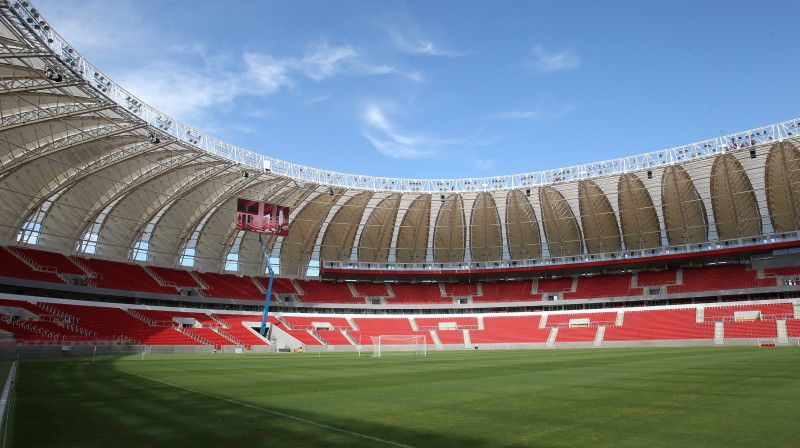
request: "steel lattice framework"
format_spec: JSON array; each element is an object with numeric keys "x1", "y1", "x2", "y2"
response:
[{"x1": 1, "y1": 0, "x2": 800, "y2": 279}]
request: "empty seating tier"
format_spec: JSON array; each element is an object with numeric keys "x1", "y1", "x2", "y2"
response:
[
  {"x1": 0, "y1": 247, "x2": 63, "y2": 284},
  {"x1": 555, "y1": 327, "x2": 597, "y2": 342},
  {"x1": 352, "y1": 283, "x2": 390, "y2": 297},
  {"x1": 535, "y1": 277, "x2": 573, "y2": 293},
  {"x1": 565, "y1": 274, "x2": 639, "y2": 300},
  {"x1": 195, "y1": 272, "x2": 263, "y2": 300},
  {"x1": 148, "y1": 266, "x2": 202, "y2": 288},
  {"x1": 636, "y1": 269, "x2": 678, "y2": 286},
  {"x1": 282, "y1": 316, "x2": 352, "y2": 330},
  {"x1": 296, "y1": 280, "x2": 361, "y2": 303},
  {"x1": 545, "y1": 312, "x2": 617, "y2": 327},
  {"x1": 75, "y1": 257, "x2": 177, "y2": 294},
  {"x1": 350, "y1": 317, "x2": 430, "y2": 344},
  {"x1": 477, "y1": 280, "x2": 536, "y2": 302},
  {"x1": 704, "y1": 303, "x2": 794, "y2": 321},
  {"x1": 443, "y1": 283, "x2": 479, "y2": 296},
  {"x1": 470, "y1": 315, "x2": 550, "y2": 344},
  {"x1": 11, "y1": 247, "x2": 85, "y2": 275},
  {"x1": 723, "y1": 321, "x2": 777, "y2": 338},
  {"x1": 603, "y1": 309, "x2": 714, "y2": 341},
  {"x1": 388, "y1": 283, "x2": 447, "y2": 304}
]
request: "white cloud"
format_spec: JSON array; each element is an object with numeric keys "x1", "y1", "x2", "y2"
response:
[
  {"x1": 297, "y1": 42, "x2": 358, "y2": 81},
  {"x1": 529, "y1": 44, "x2": 581, "y2": 73},
  {"x1": 492, "y1": 100, "x2": 573, "y2": 121},
  {"x1": 360, "y1": 103, "x2": 494, "y2": 161},
  {"x1": 361, "y1": 103, "x2": 435, "y2": 158},
  {"x1": 390, "y1": 30, "x2": 463, "y2": 57}
]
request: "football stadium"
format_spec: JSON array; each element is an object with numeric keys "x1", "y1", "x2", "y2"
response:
[{"x1": 0, "y1": 1, "x2": 799, "y2": 447}]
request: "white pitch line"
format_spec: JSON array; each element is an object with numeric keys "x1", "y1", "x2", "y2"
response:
[{"x1": 114, "y1": 367, "x2": 414, "y2": 448}]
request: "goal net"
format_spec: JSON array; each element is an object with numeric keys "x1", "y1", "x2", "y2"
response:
[{"x1": 370, "y1": 335, "x2": 427, "y2": 357}]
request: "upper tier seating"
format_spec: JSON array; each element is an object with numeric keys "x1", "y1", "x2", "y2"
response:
[
  {"x1": 668, "y1": 264, "x2": 775, "y2": 293},
  {"x1": 296, "y1": 280, "x2": 361, "y2": 303},
  {"x1": 194, "y1": 272, "x2": 263, "y2": 300},
  {"x1": 564, "y1": 274, "x2": 639, "y2": 300},
  {"x1": 148, "y1": 266, "x2": 202, "y2": 288},
  {"x1": 535, "y1": 277, "x2": 573, "y2": 293},
  {"x1": 0, "y1": 247, "x2": 63, "y2": 284},
  {"x1": 0, "y1": 246, "x2": 792, "y2": 305},
  {"x1": 603, "y1": 309, "x2": 714, "y2": 341},
  {"x1": 255, "y1": 277, "x2": 298, "y2": 294},
  {"x1": 477, "y1": 280, "x2": 536, "y2": 302},
  {"x1": 10, "y1": 247, "x2": 85, "y2": 275},
  {"x1": 352, "y1": 283, "x2": 390, "y2": 297},
  {"x1": 443, "y1": 283, "x2": 479, "y2": 296},
  {"x1": 636, "y1": 269, "x2": 678, "y2": 287},
  {"x1": 763, "y1": 266, "x2": 800, "y2": 277},
  {"x1": 74, "y1": 257, "x2": 177, "y2": 294},
  {"x1": 388, "y1": 283, "x2": 448, "y2": 304}
]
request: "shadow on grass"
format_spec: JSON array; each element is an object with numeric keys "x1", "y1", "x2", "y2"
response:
[{"x1": 12, "y1": 357, "x2": 499, "y2": 448}]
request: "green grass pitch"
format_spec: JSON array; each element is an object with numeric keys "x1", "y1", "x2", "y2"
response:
[{"x1": 7, "y1": 346, "x2": 800, "y2": 447}]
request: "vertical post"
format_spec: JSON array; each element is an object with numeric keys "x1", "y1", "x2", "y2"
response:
[{"x1": 258, "y1": 234, "x2": 274, "y2": 336}]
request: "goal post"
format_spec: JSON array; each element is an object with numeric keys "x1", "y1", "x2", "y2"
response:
[{"x1": 370, "y1": 335, "x2": 427, "y2": 357}]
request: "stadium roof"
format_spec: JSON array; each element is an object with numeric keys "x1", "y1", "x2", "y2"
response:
[{"x1": 1, "y1": 1, "x2": 799, "y2": 278}]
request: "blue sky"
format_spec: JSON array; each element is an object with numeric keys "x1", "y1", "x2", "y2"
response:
[{"x1": 34, "y1": 0, "x2": 800, "y2": 180}]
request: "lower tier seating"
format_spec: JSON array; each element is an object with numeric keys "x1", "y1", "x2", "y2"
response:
[{"x1": 0, "y1": 297, "x2": 795, "y2": 347}]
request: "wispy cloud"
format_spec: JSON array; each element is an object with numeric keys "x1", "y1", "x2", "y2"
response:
[
  {"x1": 389, "y1": 30, "x2": 463, "y2": 57},
  {"x1": 492, "y1": 99, "x2": 573, "y2": 121},
  {"x1": 360, "y1": 102, "x2": 495, "y2": 162},
  {"x1": 528, "y1": 44, "x2": 581, "y2": 73},
  {"x1": 361, "y1": 103, "x2": 436, "y2": 158},
  {"x1": 104, "y1": 40, "x2": 401, "y2": 123}
]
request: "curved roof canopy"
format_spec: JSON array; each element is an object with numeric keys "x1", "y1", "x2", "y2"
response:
[{"x1": 1, "y1": 2, "x2": 799, "y2": 278}]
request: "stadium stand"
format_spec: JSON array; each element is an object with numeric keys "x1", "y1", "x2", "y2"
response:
[
  {"x1": 554, "y1": 327, "x2": 598, "y2": 342},
  {"x1": 352, "y1": 283, "x2": 390, "y2": 297},
  {"x1": 388, "y1": 283, "x2": 448, "y2": 304},
  {"x1": 636, "y1": 269, "x2": 678, "y2": 287},
  {"x1": 194, "y1": 272, "x2": 263, "y2": 300},
  {"x1": 603, "y1": 309, "x2": 715, "y2": 341},
  {"x1": 545, "y1": 312, "x2": 617, "y2": 327},
  {"x1": 212, "y1": 314, "x2": 270, "y2": 348},
  {"x1": 295, "y1": 280, "x2": 362, "y2": 303},
  {"x1": 535, "y1": 277, "x2": 573, "y2": 293},
  {"x1": 0, "y1": 247, "x2": 64, "y2": 284},
  {"x1": 74, "y1": 257, "x2": 178, "y2": 294},
  {"x1": 470, "y1": 315, "x2": 550, "y2": 344},
  {"x1": 350, "y1": 317, "x2": 431, "y2": 344},
  {"x1": 148, "y1": 266, "x2": 203, "y2": 288},
  {"x1": 443, "y1": 283, "x2": 479, "y2": 297},
  {"x1": 667, "y1": 264, "x2": 775, "y2": 293},
  {"x1": 477, "y1": 280, "x2": 536, "y2": 302},
  {"x1": 9, "y1": 247, "x2": 86, "y2": 276},
  {"x1": 564, "y1": 274, "x2": 639, "y2": 299}
]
